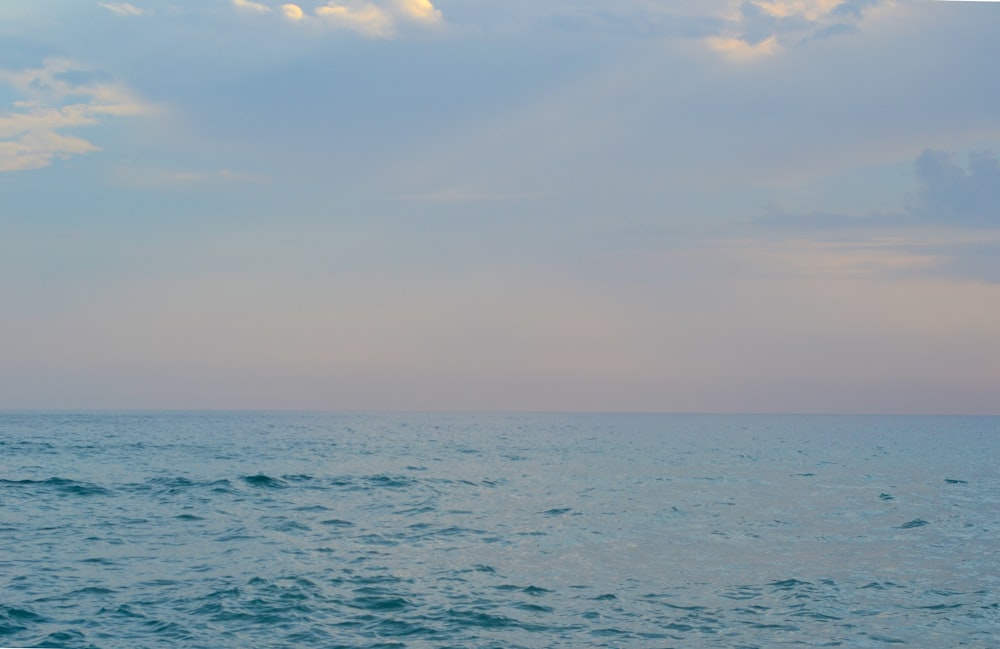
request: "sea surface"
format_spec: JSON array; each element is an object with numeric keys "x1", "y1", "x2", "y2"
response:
[{"x1": 1, "y1": 412, "x2": 997, "y2": 648}]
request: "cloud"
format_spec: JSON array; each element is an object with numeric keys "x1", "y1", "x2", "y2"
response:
[
  {"x1": 0, "y1": 124, "x2": 99, "y2": 172},
  {"x1": 281, "y1": 3, "x2": 304, "y2": 20},
  {"x1": 394, "y1": 0, "x2": 442, "y2": 24},
  {"x1": 760, "y1": 149, "x2": 1000, "y2": 282},
  {"x1": 316, "y1": 2, "x2": 394, "y2": 36},
  {"x1": 390, "y1": 189, "x2": 556, "y2": 203},
  {"x1": 98, "y1": 2, "x2": 145, "y2": 16},
  {"x1": 754, "y1": 0, "x2": 846, "y2": 21},
  {"x1": 230, "y1": 0, "x2": 443, "y2": 36},
  {"x1": 165, "y1": 168, "x2": 271, "y2": 184},
  {"x1": 232, "y1": 0, "x2": 271, "y2": 14},
  {"x1": 114, "y1": 167, "x2": 272, "y2": 187},
  {"x1": 767, "y1": 149, "x2": 1000, "y2": 230},
  {"x1": 706, "y1": 0, "x2": 888, "y2": 59},
  {"x1": 0, "y1": 59, "x2": 147, "y2": 172},
  {"x1": 752, "y1": 236, "x2": 945, "y2": 278},
  {"x1": 477, "y1": 1, "x2": 887, "y2": 55},
  {"x1": 705, "y1": 34, "x2": 780, "y2": 60},
  {"x1": 769, "y1": 230, "x2": 1000, "y2": 284}
]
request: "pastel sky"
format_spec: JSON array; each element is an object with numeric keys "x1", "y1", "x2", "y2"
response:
[{"x1": 2, "y1": 0, "x2": 999, "y2": 413}]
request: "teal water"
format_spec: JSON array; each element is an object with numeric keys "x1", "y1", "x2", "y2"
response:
[{"x1": 1, "y1": 412, "x2": 998, "y2": 648}]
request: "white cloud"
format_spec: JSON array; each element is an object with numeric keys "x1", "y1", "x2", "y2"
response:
[
  {"x1": 0, "y1": 59, "x2": 147, "y2": 172},
  {"x1": 394, "y1": 0, "x2": 442, "y2": 24},
  {"x1": 232, "y1": 0, "x2": 271, "y2": 14},
  {"x1": 0, "y1": 129, "x2": 99, "y2": 172},
  {"x1": 98, "y1": 2, "x2": 145, "y2": 16},
  {"x1": 706, "y1": 34, "x2": 780, "y2": 61},
  {"x1": 230, "y1": 0, "x2": 444, "y2": 37},
  {"x1": 281, "y1": 3, "x2": 304, "y2": 20},
  {"x1": 316, "y1": 2, "x2": 393, "y2": 36},
  {"x1": 754, "y1": 0, "x2": 846, "y2": 21}
]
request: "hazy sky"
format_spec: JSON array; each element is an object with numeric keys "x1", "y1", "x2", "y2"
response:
[{"x1": 2, "y1": 0, "x2": 999, "y2": 413}]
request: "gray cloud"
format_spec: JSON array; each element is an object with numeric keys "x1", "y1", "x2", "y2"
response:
[
  {"x1": 737, "y1": 1, "x2": 787, "y2": 46},
  {"x1": 723, "y1": 0, "x2": 889, "y2": 52},
  {"x1": 766, "y1": 149, "x2": 1000, "y2": 229},
  {"x1": 832, "y1": 0, "x2": 880, "y2": 20},
  {"x1": 807, "y1": 22, "x2": 858, "y2": 42},
  {"x1": 761, "y1": 149, "x2": 1000, "y2": 282}
]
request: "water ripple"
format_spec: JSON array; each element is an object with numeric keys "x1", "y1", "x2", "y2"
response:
[{"x1": 1, "y1": 412, "x2": 997, "y2": 648}]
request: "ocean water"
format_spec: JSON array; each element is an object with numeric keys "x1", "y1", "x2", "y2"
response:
[{"x1": 0, "y1": 412, "x2": 997, "y2": 649}]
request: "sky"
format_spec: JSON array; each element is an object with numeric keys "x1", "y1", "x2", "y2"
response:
[{"x1": 2, "y1": 0, "x2": 999, "y2": 414}]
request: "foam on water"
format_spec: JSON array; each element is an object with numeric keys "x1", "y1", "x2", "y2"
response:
[{"x1": 1, "y1": 412, "x2": 998, "y2": 648}]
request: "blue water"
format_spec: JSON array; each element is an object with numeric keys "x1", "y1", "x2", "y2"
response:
[{"x1": 1, "y1": 412, "x2": 997, "y2": 648}]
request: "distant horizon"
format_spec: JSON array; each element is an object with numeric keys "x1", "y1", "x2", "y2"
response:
[{"x1": 4, "y1": 408, "x2": 999, "y2": 417}]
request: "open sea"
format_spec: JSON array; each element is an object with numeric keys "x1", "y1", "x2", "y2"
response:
[{"x1": 1, "y1": 412, "x2": 997, "y2": 648}]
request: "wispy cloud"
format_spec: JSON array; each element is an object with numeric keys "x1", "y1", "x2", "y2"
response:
[
  {"x1": 98, "y1": 2, "x2": 146, "y2": 16},
  {"x1": 166, "y1": 168, "x2": 271, "y2": 184},
  {"x1": 115, "y1": 167, "x2": 272, "y2": 187},
  {"x1": 754, "y1": 236, "x2": 944, "y2": 279},
  {"x1": 232, "y1": 0, "x2": 271, "y2": 14},
  {"x1": 705, "y1": 34, "x2": 780, "y2": 61},
  {"x1": 390, "y1": 189, "x2": 556, "y2": 203},
  {"x1": 758, "y1": 230, "x2": 1000, "y2": 283},
  {"x1": 0, "y1": 59, "x2": 148, "y2": 172},
  {"x1": 760, "y1": 148, "x2": 1000, "y2": 282}
]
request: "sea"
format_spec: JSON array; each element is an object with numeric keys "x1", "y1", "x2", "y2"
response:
[{"x1": 0, "y1": 412, "x2": 997, "y2": 648}]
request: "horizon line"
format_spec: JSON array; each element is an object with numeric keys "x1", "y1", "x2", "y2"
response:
[{"x1": 2, "y1": 408, "x2": 998, "y2": 417}]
